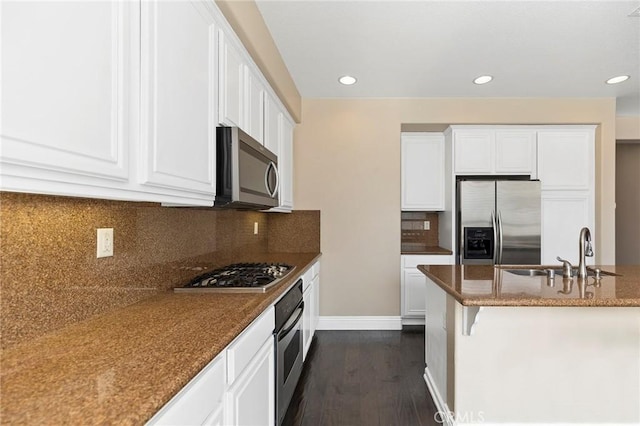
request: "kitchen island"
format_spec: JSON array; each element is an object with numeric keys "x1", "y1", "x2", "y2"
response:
[{"x1": 418, "y1": 264, "x2": 640, "y2": 425}]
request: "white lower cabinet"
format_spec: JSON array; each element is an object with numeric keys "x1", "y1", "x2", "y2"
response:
[
  {"x1": 149, "y1": 352, "x2": 226, "y2": 425},
  {"x1": 401, "y1": 255, "x2": 454, "y2": 324},
  {"x1": 302, "y1": 260, "x2": 320, "y2": 360},
  {"x1": 312, "y1": 272, "x2": 320, "y2": 336},
  {"x1": 225, "y1": 338, "x2": 274, "y2": 426},
  {"x1": 203, "y1": 405, "x2": 224, "y2": 426},
  {"x1": 148, "y1": 307, "x2": 275, "y2": 426},
  {"x1": 302, "y1": 283, "x2": 312, "y2": 360}
]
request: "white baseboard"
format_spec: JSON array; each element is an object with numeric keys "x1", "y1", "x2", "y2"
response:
[
  {"x1": 401, "y1": 317, "x2": 425, "y2": 326},
  {"x1": 317, "y1": 316, "x2": 402, "y2": 330},
  {"x1": 424, "y1": 367, "x2": 455, "y2": 426}
]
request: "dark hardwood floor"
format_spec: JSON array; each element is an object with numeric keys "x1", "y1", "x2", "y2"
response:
[{"x1": 282, "y1": 328, "x2": 440, "y2": 426}]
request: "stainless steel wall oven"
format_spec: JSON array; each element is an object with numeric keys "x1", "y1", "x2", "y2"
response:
[{"x1": 273, "y1": 279, "x2": 304, "y2": 425}]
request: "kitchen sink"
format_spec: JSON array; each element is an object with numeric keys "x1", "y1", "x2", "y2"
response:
[{"x1": 502, "y1": 267, "x2": 617, "y2": 277}]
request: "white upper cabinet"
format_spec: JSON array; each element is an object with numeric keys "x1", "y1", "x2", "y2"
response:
[
  {"x1": 276, "y1": 116, "x2": 294, "y2": 211},
  {"x1": 139, "y1": 0, "x2": 216, "y2": 199},
  {"x1": 537, "y1": 128, "x2": 594, "y2": 190},
  {"x1": 453, "y1": 129, "x2": 494, "y2": 174},
  {"x1": 452, "y1": 127, "x2": 536, "y2": 176},
  {"x1": 264, "y1": 91, "x2": 295, "y2": 213},
  {"x1": 1, "y1": 1, "x2": 134, "y2": 193},
  {"x1": 245, "y1": 68, "x2": 265, "y2": 144},
  {"x1": 1, "y1": 0, "x2": 294, "y2": 207},
  {"x1": 263, "y1": 93, "x2": 281, "y2": 155},
  {"x1": 494, "y1": 130, "x2": 537, "y2": 175},
  {"x1": 541, "y1": 191, "x2": 593, "y2": 264},
  {"x1": 217, "y1": 30, "x2": 244, "y2": 129},
  {"x1": 537, "y1": 126, "x2": 595, "y2": 264},
  {"x1": 401, "y1": 133, "x2": 445, "y2": 211}
]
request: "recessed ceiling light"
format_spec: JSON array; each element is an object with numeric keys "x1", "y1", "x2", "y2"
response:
[
  {"x1": 606, "y1": 75, "x2": 630, "y2": 84},
  {"x1": 338, "y1": 75, "x2": 357, "y2": 85},
  {"x1": 473, "y1": 75, "x2": 493, "y2": 85}
]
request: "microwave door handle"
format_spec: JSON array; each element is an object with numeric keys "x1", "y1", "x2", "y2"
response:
[
  {"x1": 491, "y1": 211, "x2": 498, "y2": 264},
  {"x1": 264, "y1": 161, "x2": 278, "y2": 197},
  {"x1": 272, "y1": 163, "x2": 280, "y2": 197}
]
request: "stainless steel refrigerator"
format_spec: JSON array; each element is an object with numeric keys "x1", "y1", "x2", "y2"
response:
[{"x1": 457, "y1": 179, "x2": 541, "y2": 265}]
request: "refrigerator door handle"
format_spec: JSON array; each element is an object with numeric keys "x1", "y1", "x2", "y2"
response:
[
  {"x1": 491, "y1": 211, "x2": 499, "y2": 264},
  {"x1": 497, "y1": 211, "x2": 504, "y2": 264}
]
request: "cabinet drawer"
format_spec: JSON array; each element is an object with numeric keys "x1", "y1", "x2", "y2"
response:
[
  {"x1": 402, "y1": 255, "x2": 454, "y2": 268},
  {"x1": 302, "y1": 266, "x2": 313, "y2": 292},
  {"x1": 311, "y1": 260, "x2": 320, "y2": 279},
  {"x1": 227, "y1": 307, "x2": 275, "y2": 385},
  {"x1": 301, "y1": 260, "x2": 320, "y2": 291},
  {"x1": 149, "y1": 352, "x2": 226, "y2": 425}
]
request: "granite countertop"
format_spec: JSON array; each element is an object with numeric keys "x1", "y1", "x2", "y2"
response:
[
  {"x1": 0, "y1": 252, "x2": 321, "y2": 425},
  {"x1": 401, "y1": 246, "x2": 453, "y2": 255},
  {"x1": 418, "y1": 264, "x2": 640, "y2": 307}
]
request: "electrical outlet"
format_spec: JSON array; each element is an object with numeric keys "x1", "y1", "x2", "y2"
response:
[
  {"x1": 254, "y1": 222, "x2": 259, "y2": 235},
  {"x1": 423, "y1": 220, "x2": 431, "y2": 230},
  {"x1": 97, "y1": 228, "x2": 114, "y2": 258}
]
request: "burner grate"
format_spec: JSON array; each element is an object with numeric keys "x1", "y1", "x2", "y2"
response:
[{"x1": 176, "y1": 263, "x2": 294, "y2": 293}]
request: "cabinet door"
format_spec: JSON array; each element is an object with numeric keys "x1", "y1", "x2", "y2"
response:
[
  {"x1": 263, "y1": 93, "x2": 281, "y2": 155},
  {"x1": 401, "y1": 133, "x2": 445, "y2": 211},
  {"x1": 149, "y1": 352, "x2": 226, "y2": 425},
  {"x1": 302, "y1": 286, "x2": 312, "y2": 360},
  {"x1": 139, "y1": 0, "x2": 216, "y2": 198},
  {"x1": 453, "y1": 130, "x2": 494, "y2": 174},
  {"x1": 312, "y1": 274, "x2": 320, "y2": 336},
  {"x1": 225, "y1": 338, "x2": 275, "y2": 426},
  {"x1": 402, "y1": 269, "x2": 428, "y2": 318},
  {"x1": 278, "y1": 116, "x2": 294, "y2": 210},
  {"x1": 218, "y1": 31, "x2": 244, "y2": 128},
  {"x1": 541, "y1": 191, "x2": 593, "y2": 264},
  {"x1": 203, "y1": 405, "x2": 224, "y2": 426},
  {"x1": 401, "y1": 255, "x2": 454, "y2": 322},
  {"x1": 245, "y1": 68, "x2": 264, "y2": 144},
  {"x1": 494, "y1": 130, "x2": 536, "y2": 175},
  {"x1": 537, "y1": 130, "x2": 594, "y2": 190},
  {"x1": 1, "y1": 1, "x2": 133, "y2": 188}
]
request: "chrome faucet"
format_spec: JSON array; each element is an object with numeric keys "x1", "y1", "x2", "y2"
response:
[{"x1": 578, "y1": 227, "x2": 594, "y2": 280}]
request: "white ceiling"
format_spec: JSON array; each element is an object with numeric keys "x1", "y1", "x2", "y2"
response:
[{"x1": 256, "y1": 0, "x2": 640, "y2": 115}]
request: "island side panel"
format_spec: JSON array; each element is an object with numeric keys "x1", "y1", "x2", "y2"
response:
[
  {"x1": 452, "y1": 305, "x2": 640, "y2": 424},
  {"x1": 424, "y1": 278, "x2": 451, "y2": 410}
]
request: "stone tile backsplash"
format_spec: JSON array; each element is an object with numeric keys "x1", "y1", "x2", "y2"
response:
[{"x1": 0, "y1": 192, "x2": 319, "y2": 349}]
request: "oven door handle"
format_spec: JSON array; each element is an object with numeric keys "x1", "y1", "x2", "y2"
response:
[{"x1": 278, "y1": 302, "x2": 304, "y2": 341}]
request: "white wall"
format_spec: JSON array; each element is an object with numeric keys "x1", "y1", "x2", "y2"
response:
[{"x1": 295, "y1": 98, "x2": 616, "y2": 316}]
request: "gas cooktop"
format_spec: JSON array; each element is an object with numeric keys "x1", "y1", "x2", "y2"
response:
[{"x1": 174, "y1": 262, "x2": 295, "y2": 293}]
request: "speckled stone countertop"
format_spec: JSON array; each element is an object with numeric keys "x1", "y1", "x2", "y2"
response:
[
  {"x1": 401, "y1": 246, "x2": 453, "y2": 255},
  {"x1": 418, "y1": 264, "x2": 640, "y2": 307},
  {"x1": 0, "y1": 252, "x2": 320, "y2": 425}
]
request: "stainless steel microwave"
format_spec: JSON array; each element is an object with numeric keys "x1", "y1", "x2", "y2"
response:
[{"x1": 214, "y1": 127, "x2": 279, "y2": 209}]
